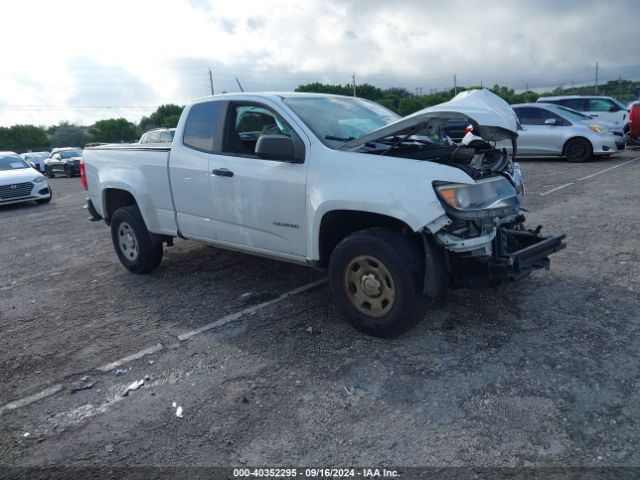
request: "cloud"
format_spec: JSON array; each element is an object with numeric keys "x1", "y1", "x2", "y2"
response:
[{"x1": 0, "y1": 0, "x2": 638, "y2": 126}]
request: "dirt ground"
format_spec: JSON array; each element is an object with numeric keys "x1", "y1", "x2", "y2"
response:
[{"x1": 1, "y1": 151, "x2": 639, "y2": 474}]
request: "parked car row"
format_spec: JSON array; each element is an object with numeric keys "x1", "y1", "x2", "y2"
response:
[
  {"x1": 0, "y1": 151, "x2": 52, "y2": 207},
  {"x1": 441, "y1": 94, "x2": 630, "y2": 162}
]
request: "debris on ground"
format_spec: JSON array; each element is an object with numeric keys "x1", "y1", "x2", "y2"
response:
[
  {"x1": 70, "y1": 376, "x2": 97, "y2": 392},
  {"x1": 23, "y1": 432, "x2": 30, "y2": 438},
  {"x1": 121, "y1": 379, "x2": 145, "y2": 397},
  {"x1": 172, "y1": 402, "x2": 184, "y2": 418},
  {"x1": 114, "y1": 368, "x2": 127, "y2": 377},
  {"x1": 344, "y1": 386, "x2": 355, "y2": 395}
]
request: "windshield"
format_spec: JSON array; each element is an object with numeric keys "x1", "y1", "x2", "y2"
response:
[
  {"x1": 0, "y1": 155, "x2": 29, "y2": 170},
  {"x1": 283, "y1": 96, "x2": 400, "y2": 148},
  {"x1": 60, "y1": 150, "x2": 82, "y2": 159},
  {"x1": 553, "y1": 105, "x2": 592, "y2": 121},
  {"x1": 25, "y1": 152, "x2": 50, "y2": 159}
]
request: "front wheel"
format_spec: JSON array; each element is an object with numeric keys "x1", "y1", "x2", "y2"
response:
[
  {"x1": 110, "y1": 205, "x2": 163, "y2": 274},
  {"x1": 46, "y1": 167, "x2": 55, "y2": 178},
  {"x1": 564, "y1": 138, "x2": 592, "y2": 163},
  {"x1": 64, "y1": 165, "x2": 72, "y2": 177},
  {"x1": 328, "y1": 228, "x2": 432, "y2": 337}
]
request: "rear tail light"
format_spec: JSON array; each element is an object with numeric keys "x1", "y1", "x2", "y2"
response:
[
  {"x1": 465, "y1": 125, "x2": 473, "y2": 134},
  {"x1": 80, "y1": 159, "x2": 88, "y2": 190}
]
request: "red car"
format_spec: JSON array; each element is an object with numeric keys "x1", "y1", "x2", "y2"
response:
[{"x1": 629, "y1": 102, "x2": 640, "y2": 140}]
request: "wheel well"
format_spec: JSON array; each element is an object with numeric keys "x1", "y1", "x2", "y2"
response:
[
  {"x1": 563, "y1": 136, "x2": 592, "y2": 155},
  {"x1": 318, "y1": 210, "x2": 416, "y2": 267},
  {"x1": 103, "y1": 189, "x2": 137, "y2": 223}
]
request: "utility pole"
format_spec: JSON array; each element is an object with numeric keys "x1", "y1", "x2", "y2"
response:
[
  {"x1": 235, "y1": 77, "x2": 244, "y2": 92},
  {"x1": 454, "y1": 73, "x2": 457, "y2": 95},
  {"x1": 618, "y1": 76, "x2": 622, "y2": 98},
  {"x1": 352, "y1": 73, "x2": 356, "y2": 97},
  {"x1": 595, "y1": 61, "x2": 599, "y2": 95},
  {"x1": 525, "y1": 82, "x2": 528, "y2": 92},
  {"x1": 208, "y1": 67, "x2": 214, "y2": 95}
]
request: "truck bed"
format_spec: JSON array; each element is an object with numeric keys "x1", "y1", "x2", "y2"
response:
[{"x1": 83, "y1": 143, "x2": 179, "y2": 236}]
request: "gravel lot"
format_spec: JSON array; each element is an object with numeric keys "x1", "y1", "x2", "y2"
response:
[{"x1": 1, "y1": 151, "x2": 639, "y2": 472}]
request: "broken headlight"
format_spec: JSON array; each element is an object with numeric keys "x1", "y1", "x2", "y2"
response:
[{"x1": 433, "y1": 176, "x2": 520, "y2": 219}]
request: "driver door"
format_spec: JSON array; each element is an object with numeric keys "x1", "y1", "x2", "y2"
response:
[{"x1": 207, "y1": 102, "x2": 309, "y2": 257}]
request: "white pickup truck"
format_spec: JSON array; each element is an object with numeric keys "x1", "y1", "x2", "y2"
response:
[{"x1": 82, "y1": 89, "x2": 565, "y2": 337}]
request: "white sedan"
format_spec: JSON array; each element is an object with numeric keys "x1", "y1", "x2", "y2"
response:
[{"x1": 0, "y1": 151, "x2": 52, "y2": 206}]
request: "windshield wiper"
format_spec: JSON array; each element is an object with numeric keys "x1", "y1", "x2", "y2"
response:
[{"x1": 325, "y1": 135, "x2": 355, "y2": 143}]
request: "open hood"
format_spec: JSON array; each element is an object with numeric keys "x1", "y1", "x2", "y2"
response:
[{"x1": 339, "y1": 89, "x2": 519, "y2": 150}]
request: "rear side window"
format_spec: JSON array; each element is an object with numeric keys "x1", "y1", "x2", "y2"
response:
[
  {"x1": 588, "y1": 98, "x2": 614, "y2": 112},
  {"x1": 558, "y1": 99, "x2": 586, "y2": 111},
  {"x1": 183, "y1": 101, "x2": 225, "y2": 153}
]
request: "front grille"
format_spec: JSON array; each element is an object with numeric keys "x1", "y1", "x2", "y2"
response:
[{"x1": 0, "y1": 181, "x2": 33, "y2": 199}]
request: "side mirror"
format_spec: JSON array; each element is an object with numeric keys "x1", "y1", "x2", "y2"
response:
[
  {"x1": 544, "y1": 118, "x2": 557, "y2": 125},
  {"x1": 255, "y1": 135, "x2": 297, "y2": 162},
  {"x1": 28, "y1": 161, "x2": 36, "y2": 169},
  {"x1": 608, "y1": 105, "x2": 620, "y2": 112}
]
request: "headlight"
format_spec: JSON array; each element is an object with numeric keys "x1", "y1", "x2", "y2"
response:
[
  {"x1": 588, "y1": 124, "x2": 611, "y2": 134},
  {"x1": 33, "y1": 176, "x2": 46, "y2": 183},
  {"x1": 433, "y1": 176, "x2": 520, "y2": 219}
]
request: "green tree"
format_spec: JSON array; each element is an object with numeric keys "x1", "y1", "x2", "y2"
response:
[
  {"x1": 50, "y1": 122, "x2": 90, "y2": 148},
  {"x1": 0, "y1": 125, "x2": 50, "y2": 151},
  {"x1": 89, "y1": 118, "x2": 138, "y2": 143},
  {"x1": 139, "y1": 104, "x2": 184, "y2": 132}
]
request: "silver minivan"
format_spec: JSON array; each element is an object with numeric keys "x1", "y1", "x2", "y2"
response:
[{"x1": 506, "y1": 103, "x2": 625, "y2": 162}]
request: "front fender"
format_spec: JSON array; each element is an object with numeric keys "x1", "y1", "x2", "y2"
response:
[{"x1": 306, "y1": 148, "x2": 474, "y2": 260}]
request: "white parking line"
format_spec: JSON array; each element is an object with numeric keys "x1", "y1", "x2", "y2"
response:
[
  {"x1": 177, "y1": 278, "x2": 327, "y2": 341},
  {"x1": 97, "y1": 343, "x2": 163, "y2": 372},
  {"x1": 540, "y1": 183, "x2": 574, "y2": 196},
  {"x1": 578, "y1": 157, "x2": 639, "y2": 181},
  {"x1": 0, "y1": 384, "x2": 63, "y2": 415},
  {"x1": 1, "y1": 279, "x2": 328, "y2": 415}
]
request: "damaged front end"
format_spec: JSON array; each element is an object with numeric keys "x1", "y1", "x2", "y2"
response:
[{"x1": 427, "y1": 175, "x2": 565, "y2": 289}]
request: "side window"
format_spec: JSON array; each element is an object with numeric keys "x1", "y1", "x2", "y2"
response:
[
  {"x1": 183, "y1": 101, "x2": 225, "y2": 153},
  {"x1": 223, "y1": 104, "x2": 292, "y2": 156},
  {"x1": 558, "y1": 99, "x2": 585, "y2": 111},
  {"x1": 588, "y1": 99, "x2": 613, "y2": 112},
  {"x1": 159, "y1": 131, "x2": 173, "y2": 142}
]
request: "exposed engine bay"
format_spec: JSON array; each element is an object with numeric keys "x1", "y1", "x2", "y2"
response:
[{"x1": 351, "y1": 120, "x2": 523, "y2": 189}]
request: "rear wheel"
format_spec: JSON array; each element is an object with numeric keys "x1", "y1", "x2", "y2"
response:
[
  {"x1": 110, "y1": 205, "x2": 163, "y2": 273},
  {"x1": 564, "y1": 138, "x2": 592, "y2": 163},
  {"x1": 328, "y1": 227, "x2": 432, "y2": 337},
  {"x1": 46, "y1": 167, "x2": 55, "y2": 178}
]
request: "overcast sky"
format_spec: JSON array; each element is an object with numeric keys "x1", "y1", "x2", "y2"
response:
[{"x1": 1, "y1": 0, "x2": 638, "y2": 127}]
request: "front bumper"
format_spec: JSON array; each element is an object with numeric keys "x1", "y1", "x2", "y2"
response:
[
  {"x1": 439, "y1": 221, "x2": 566, "y2": 288},
  {"x1": 488, "y1": 228, "x2": 566, "y2": 280},
  {"x1": 0, "y1": 180, "x2": 51, "y2": 206},
  {"x1": 593, "y1": 136, "x2": 625, "y2": 155}
]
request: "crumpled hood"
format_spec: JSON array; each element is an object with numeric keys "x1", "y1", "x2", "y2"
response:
[{"x1": 340, "y1": 89, "x2": 519, "y2": 150}]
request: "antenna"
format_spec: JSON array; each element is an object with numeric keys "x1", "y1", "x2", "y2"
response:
[
  {"x1": 208, "y1": 67, "x2": 214, "y2": 95},
  {"x1": 236, "y1": 77, "x2": 244, "y2": 92}
]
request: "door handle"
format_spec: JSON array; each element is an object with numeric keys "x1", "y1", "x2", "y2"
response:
[{"x1": 212, "y1": 168, "x2": 234, "y2": 177}]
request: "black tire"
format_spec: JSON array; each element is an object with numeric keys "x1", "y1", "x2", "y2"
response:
[
  {"x1": 46, "y1": 167, "x2": 55, "y2": 178},
  {"x1": 328, "y1": 227, "x2": 432, "y2": 337},
  {"x1": 110, "y1": 205, "x2": 163, "y2": 274},
  {"x1": 64, "y1": 165, "x2": 72, "y2": 177},
  {"x1": 564, "y1": 138, "x2": 592, "y2": 163}
]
